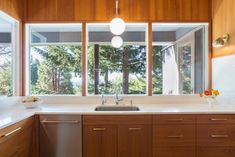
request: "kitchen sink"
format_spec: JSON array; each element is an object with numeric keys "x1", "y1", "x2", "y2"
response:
[{"x1": 95, "y1": 106, "x2": 140, "y2": 111}]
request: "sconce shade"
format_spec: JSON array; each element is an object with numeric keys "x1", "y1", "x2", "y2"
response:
[{"x1": 213, "y1": 34, "x2": 230, "y2": 48}]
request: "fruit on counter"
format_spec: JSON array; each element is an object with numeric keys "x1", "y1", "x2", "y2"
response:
[{"x1": 22, "y1": 96, "x2": 40, "y2": 103}]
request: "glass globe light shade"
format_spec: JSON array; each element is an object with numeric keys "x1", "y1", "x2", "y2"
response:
[
  {"x1": 110, "y1": 18, "x2": 126, "y2": 35},
  {"x1": 111, "y1": 36, "x2": 123, "y2": 48}
]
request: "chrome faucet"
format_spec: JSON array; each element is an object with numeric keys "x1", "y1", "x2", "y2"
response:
[
  {"x1": 114, "y1": 85, "x2": 123, "y2": 105},
  {"x1": 101, "y1": 94, "x2": 106, "y2": 105}
]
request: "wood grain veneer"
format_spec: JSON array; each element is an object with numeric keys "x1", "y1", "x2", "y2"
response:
[{"x1": 212, "y1": 0, "x2": 235, "y2": 58}]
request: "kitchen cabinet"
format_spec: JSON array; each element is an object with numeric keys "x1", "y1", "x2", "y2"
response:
[
  {"x1": 83, "y1": 125, "x2": 117, "y2": 157},
  {"x1": 0, "y1": 116, "x2": 35, "y2": 157},
  {"x1": 39, "y1": 115, "x2": 82, "y2": 157},
  {"x1": 118, "y1": 124, "x2": 152, "y2": 157},
  {"x1": 196, "y1": 114, "x2": 235, "y2": 157},
  {"x1": 153, "y1": 115, "x2": 196, "y2": 157},
  {"x1": 83, "y1": 115, "x2": 152, "y2": 157}
]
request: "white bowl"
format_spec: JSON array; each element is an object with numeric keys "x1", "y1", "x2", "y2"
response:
[{"x1": 19, "y1": 99, "x2": 43, "y2": 109}]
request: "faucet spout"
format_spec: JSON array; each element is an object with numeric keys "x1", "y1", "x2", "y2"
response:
[{"x1": 114, "y1": 84, "x2": 123, "y2": 105}]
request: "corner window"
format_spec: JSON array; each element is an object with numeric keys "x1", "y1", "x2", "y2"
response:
[
  {"x1": 26, "y1": 24, "x2": 82, "y2": 95},
  {"x1": 0, "y1": 11, "x2": 19, "y2": 96},
  {"x1": 152, "y1": 23, "x2": 209, "y2": 95},
  {"x1": 87, "y1": 24, "x2": 148, "y2": 95}
]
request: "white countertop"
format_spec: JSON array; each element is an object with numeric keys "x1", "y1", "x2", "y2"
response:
[{"x1": 1, "y1": 103, "x2": 235, "y2": 129}]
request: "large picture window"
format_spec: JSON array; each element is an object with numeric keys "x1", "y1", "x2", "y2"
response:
[
  {"x1": 27, "y1": 24, "x2": 82, "y2": 95},
  {"x1": 87, "y1": 24, "x2": 148, "y2": 95},
  {"x1": 25, "y1": 23, "x2": 209, "y2": 96},
  {"x1": 152, "y1": 23, "x2": 208, "y2": 95},
  {"x1": 0, "y1": 12, "x2": 19, "y2": 96}
]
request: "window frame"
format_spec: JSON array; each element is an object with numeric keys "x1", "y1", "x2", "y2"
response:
[
  {"x1": 25, "y1": 23, "x2": 83, "y2": 96},
  {"x1": 151, "y1": 23, "x2": 209, "y2": 95},
  {"x1": 0, "y1": 11, "x2": 20, "y2": 96},
  {"x1": 85, "y1": 23, "x2": 149, "y2": 96},
  {"x1": 24, "y1": 22, "x2": 210, "y2": 96}
]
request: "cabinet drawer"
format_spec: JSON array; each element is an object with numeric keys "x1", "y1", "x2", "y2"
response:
[
  {"x1": 154, "y1": 147, "x2": 195, "y2": 157},
  {"x1": 197, "y1": 147, "x2": 235, "y2": 157},
  {"x1": 153, "y1": 125, "x2": 195, "y2": 147},
  {"x1": 154, "y1": 115, "x2": 196, "y2": 124},
  {"x1": 197, "y1": 124, "x2": 235, "y2": 146},
  {"x1": 197, "y1": 115, "x2": 235, "y2": 124},
  {"x1": 83, "y1": 115, "x2": 152, "y2": 125}
]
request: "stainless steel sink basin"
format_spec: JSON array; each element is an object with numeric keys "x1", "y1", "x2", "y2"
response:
[{"x1": 95, "y1": 106, "x2": 140, "y2": 111}]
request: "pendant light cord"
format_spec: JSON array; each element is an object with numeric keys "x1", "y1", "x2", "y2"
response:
[{"x1": 115, "y1": 0, "x2": 119, "y2": 16}]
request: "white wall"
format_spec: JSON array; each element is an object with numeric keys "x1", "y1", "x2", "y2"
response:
[{"x1": 212, "y1": 54, "x2": 235, "y2": 104}]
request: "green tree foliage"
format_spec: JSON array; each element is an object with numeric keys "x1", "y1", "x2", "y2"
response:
[
  {"x1": 0, "y1": 67, "x2": 11, "y2": 95},
  {"x1": 88, "y1": 44, "x2": 146, "y2": 95},
  {"x1": 152, "y1": 46, "x2": 163, "y2": 94},
  {"x1": 0, "y1": 45, "x2": 12, "y2": 95},
  {"x1": 31, "y1": 45, "x2": 82, "y2": 95},
  {"x1": 178, "y1": 46, "x2": 192, "y2": 94}
]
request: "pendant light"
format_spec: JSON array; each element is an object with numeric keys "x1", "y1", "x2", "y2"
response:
[
  {"x1": 111, "y1": 36, "x2": 123, "y2": 48},
  {"x1": 110, "y1": 0, "x2": 126, "y2": 35}
]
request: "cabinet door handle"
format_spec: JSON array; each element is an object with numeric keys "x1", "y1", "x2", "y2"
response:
[
  {"x1": 167, "y1": 135, "x2": 184, "y2": 138},
  {"x1": 93, "y1": 128, "x2": 106, "y2": 131},
  {"x1": 40, "y1": 120, "x2": 79, "y2": 124},
  {"x1": 129, "y1": 128, "x2": 141, "y2": 131},
  {"x1": 210, "y1": 118, "x2": 228, "y2": 121},
  {"x1": 167, "y1": 119, "x2": 183, "y2": 122},
  {"x1": 211, "y1": 135, "x2": 229, "y2": 138},
  {"x1": 1, "y1": 127, "x2": 22, "y2": 138},
  {"x1": 7, "y1": 147, "x2": 19, "y2": 157}
]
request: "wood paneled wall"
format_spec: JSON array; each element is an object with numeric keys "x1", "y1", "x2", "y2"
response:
[
  {"x1": 0, "y1": 0, "x2": 25, "y2": 96},
  {"x1": 25, "y1": 0, "x2": 211, "y2": 22},
  {"x1": 0, "y1": 0, "x2": 25, "y2": 20},
  {"x1": 212, "y1": 0, "x2": 235, "y2": 58}
]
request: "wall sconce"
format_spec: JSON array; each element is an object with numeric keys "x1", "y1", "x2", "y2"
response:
[{"x1": 213, "y1": 34, "x2": 230, "y2": 48}]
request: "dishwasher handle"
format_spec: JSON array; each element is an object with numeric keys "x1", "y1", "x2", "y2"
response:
[{"x1": 40, "y1": 120, "x2": 80, "y2": 124}]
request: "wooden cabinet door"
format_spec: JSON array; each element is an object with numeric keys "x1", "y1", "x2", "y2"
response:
[
  {"x1": 118, "y1": 125, "x2": 152, "y2": 157},
  {"x1": 0, "y1": 117, "x2": 34, "y2": 157},
  {"x1": 83, "y1": 125, "x2": 117, "y2": 157}
]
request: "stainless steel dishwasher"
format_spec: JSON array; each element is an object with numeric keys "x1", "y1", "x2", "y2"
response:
[{"x1": 39, "y1": 115, "x2": 82, "y2": 157}]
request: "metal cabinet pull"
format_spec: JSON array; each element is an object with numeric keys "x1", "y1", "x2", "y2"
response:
[
  {"x1": 211, "y1": 135, "x2": 229, "y2": 138},
  {"x1": 167, "y1": 135, "x2": 184, "y2": 138},
  {"x1": 1, "y1": 127, "x2": 22, "y2": 138},
  {"x1": 93, "y1": 128, "x2": 106, "y2": 131},
  {"x1": 129, "y1": 128, "x2": 141, "y2": 131},
  {"x1": 40, "y1": 120, "x2": 79, "y2": 124},
  {"x1": 167, "y1": 119, "x2": 183, "y2": 122},
  {"x1": 210, "y1": 118, "x2": 228, "y2": 121},
  {"x1": 7, "y1": 147, "x2": 19, "y2": 157}
]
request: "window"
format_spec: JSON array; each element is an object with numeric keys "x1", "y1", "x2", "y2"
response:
[
  {"x1": 26, "y1": 24, "x2": 82, "y2": 95},
  {"x1": 87, "y1": 24, "x2": 148, "y2": 95},
  {"x1": 0, "y1": 11, "x2": 19, "y2": 96},
  {"x1": 152, "y1": 23, "x2": 208, "y2": 95}
]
